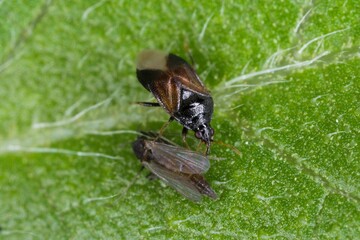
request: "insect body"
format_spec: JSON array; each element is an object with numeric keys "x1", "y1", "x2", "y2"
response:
[
  {"x1": 136, "y1": 50, "x2": 214, "y2": 153},
  {"x1": 132, "y1": 133, "x2": 217, "y2": 202}
]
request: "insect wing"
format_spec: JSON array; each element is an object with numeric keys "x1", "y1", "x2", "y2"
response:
[
  {"x1": 167, "y1": 54, "x2": 210, "y2": 95},
  {"x1": 150, "y1": 77, "x2": 181, "y2": 113},
  {"x1": 149, "y1": 141, "x2": 210, "y2": 174},
  {"x1": 136, "y1": 69, "x2": 167, "y2": 92},
  {"x1": 136, "y1": 50, "x2": 181, "y2": 113},
  {"x1": 143, "y1": 161, "x2": 203, "y2": 202},
  {"x1": 190, "y1": 174, "x2": 218, "y2": 200},
  {"x1": 136, "y1": 69, "x2": 181, "y2": 114}
]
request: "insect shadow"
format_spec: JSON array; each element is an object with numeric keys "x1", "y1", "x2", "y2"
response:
[
  {"x1": 132, "y1": 131, "x2": 217, "y2": 202},
  {"x1": 136, "y1": 50, "x2": 214, "y2": 154}
]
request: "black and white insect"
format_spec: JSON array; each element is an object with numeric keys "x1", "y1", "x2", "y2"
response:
[
  {"x1": 132, "y1": 132, "x2": 217, "y2": 202},
  {"x1": 136, "y1": 50, "x2": 214, "y2": 154}
]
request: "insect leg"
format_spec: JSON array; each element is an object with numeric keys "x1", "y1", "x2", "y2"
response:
[
  {"x1": 152, "y1": 117, "x2": 174, "y2": 143},
  {"x1": 182, "y1": 127, "x2": 190, "y2": 149},
  {"x1": 194, "y1": 140, "x2": 208, "y2": 155},
  {"x1": 205, "y1": 142, "x2": 210, "y2": 155},
  {"x1": 157, "y1": 117, "x2": 174, "y2": 136},
  {"x1": 136, "y1": 102, "x2": 161, "y2": 107}
]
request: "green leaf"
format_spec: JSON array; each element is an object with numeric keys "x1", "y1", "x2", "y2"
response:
[{"x1": 1, "y1": 0, "x2": 359, "y2": 239}]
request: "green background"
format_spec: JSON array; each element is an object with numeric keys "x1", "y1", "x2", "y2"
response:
[{"x1": 1, "y1": 0, "x2": 359, "y2": 239}]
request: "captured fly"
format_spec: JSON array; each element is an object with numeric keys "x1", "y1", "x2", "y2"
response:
[
  {"x1": 136, "y1": 50, "x2": 214, "y2": 154},
  {"x1": 132, "y1": 132, "x2": 217, "y2": 202}
]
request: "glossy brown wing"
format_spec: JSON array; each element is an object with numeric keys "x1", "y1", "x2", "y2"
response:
[
  {"x1": 151, "y1": 76, "x2": 181, "y2": 114},
  {"x1": 137, "y1": 69, "x2": 180, "y2": 114},
  {"x1": 167, "y1": 54, "x2": 210, "y2": 95},
  {"x1": 136, "y1": 50, "x2": 168, "y2": 92}
]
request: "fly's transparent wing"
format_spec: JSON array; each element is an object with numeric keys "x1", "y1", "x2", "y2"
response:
[
  {"x1": 148, "y1": 141, "x2": 210, "y2": 174},
  {"x1": 143, "y1": 161, "x2": 203, "y2": 202}
]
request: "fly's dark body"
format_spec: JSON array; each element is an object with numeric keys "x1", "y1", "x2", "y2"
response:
[
  {"x1": 132, "y1": 133, "x2": 217, "y2": 202},
  {"x1": 136, "y1": 50, "x2": 214, "y2": 153}
]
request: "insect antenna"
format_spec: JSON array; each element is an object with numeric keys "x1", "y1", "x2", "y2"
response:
[
  {"x1": 187, "y1": 51, "x2": 195, "y2": 67},
  {"x1": 213, "y1": 140, "x2": 242, "y2": 157},
  {"x1": 183, "y1": 41, "x2": 195, "y2": 67},
  {"x1": 193, "y1": 139, "x2": 241, "y2": 157}
]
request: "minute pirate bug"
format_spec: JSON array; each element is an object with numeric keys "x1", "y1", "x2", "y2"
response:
[
  {"x1": 132, "y1": 132, "x2": 217, "y2": 202},
  {"x1": 136, "y1": 50, "x2": 214, "y2": 154}
]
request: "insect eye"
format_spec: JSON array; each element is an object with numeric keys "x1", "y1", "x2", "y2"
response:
[
  {"x1": 210, "y1": 127, "x2": 215, "y2": 136},
  {"x1": 195, "y1": 131, "x2": 202, "y2": 139}
]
